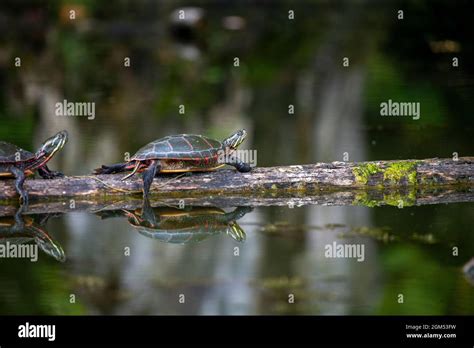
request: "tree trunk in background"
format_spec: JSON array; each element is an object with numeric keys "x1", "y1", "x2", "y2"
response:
[{"x1": 304, "y1": 2, "x2": 379, "y2": 314}]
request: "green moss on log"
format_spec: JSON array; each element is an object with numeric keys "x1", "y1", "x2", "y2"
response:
[
  {"x1": 353, "y1": 163, "x2": 382, "y2": 185},
  {"x1": 383, "y1": 161, "x2": 419, "y2": 185},
  {"x1": 353, "y1": 160, "x2": 420, "y2": 187}
]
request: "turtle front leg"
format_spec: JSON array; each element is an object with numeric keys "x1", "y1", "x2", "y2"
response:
[
  {"x1": 224, "y1": 206, "x2": 254, "y2": 221},
  {"x1": 38, "y1": 165, "x2": 64, "y2": 179},
  {"x1": 10, "y1": 166, "x2": 28, "y2": 206},
  {"x1": 142, "y1": 160, "x2": 161, "y2": 199},
  {"x1": 214, "y1": 206, "x2": 253, "y2": 224},
  {"x1": 226, "y1": 154, "x2": 252, "y2": 173}
]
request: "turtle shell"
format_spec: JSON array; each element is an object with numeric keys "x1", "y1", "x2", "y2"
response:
[
  {"x1": 0, "y1": 142, "x2": 34, "y2": 163},
  {"x1": 131, "y1": 134, "x2": 223, "y2": 161},
  {"x1": 128, "y1": 207, "x2": 227, "y2": 244},
  {"x1": 136, "y1": 226, "x2": 223, "y2": 244}
]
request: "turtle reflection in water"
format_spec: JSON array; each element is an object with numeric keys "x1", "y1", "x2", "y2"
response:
[
  {"x1": 463, "y1": 258, "x2": 474, "y2": 286},
  {"x1": 0, "y1": 209, "x2": 66, "y2": 262},
  {"x1": 99, "y1": 204, "x2": 252, "y2": 244}
]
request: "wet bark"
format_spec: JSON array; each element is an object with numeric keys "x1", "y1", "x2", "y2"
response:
[
  {"x1": 0, "y1": 157, "x2": 472, "y2": 200},
  {"x1": 0, "y1": 157, "x2": 472, "y2": 216},
  {"x1": 0, "y1": 186, "x2": 471, "y2": 217}
]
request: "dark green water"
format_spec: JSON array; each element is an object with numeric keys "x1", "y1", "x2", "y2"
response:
[
  {"x1": 0, "y1": 1, "x2": 473, "y2": 315},
  {"x1": 0, "y1": 202, "x2": 473, "y2": 315}
]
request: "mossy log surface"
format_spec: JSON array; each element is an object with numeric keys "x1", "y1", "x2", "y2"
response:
[
  {"x1": 0, "y1": 157, "x2": 472, "y2": 199},
  {"x1": 0, "y1": 157, "x2": 474, "y2": 212}
]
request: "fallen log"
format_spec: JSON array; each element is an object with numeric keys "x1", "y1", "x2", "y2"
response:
[{"x1": 0, "y1": 157, "x2": 472, "y2": 203}]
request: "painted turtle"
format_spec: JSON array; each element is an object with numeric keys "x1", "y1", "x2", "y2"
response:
[
  {"x1": 94, "y1": 129, "x2": 251, "y2": 198},
  {"x1": 0, "y1": 209, "x2": 66, "y2": 262},
  {"x1": 97, "y1": 204, "x2": 252, "y2": 244},
  {"x1": 0, "y1": 131, "x2": 68, "y2": 205},
  {"x1": 124, "y1": 205, "x2": 251, "y2": 244}
]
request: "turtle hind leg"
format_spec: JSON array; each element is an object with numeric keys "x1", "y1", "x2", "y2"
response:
[
  {"x1": 38, "y1": 165, "x2": 64, "y2": 179},
  {"x1": 10, "y1": 166, "x2": 28, "y2": 207},
  {"x1": 94, "y1": 162, "x2": 128, "y2": 175},
  {"x1": 142, "y1": 160, "x2": 161, "y2": 199}
]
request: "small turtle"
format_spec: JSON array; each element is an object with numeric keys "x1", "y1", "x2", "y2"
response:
[
  {"x1": 0, "y1": 131, "x2": 68, "y2": 205},
  {"x1": 0, "y1": 209, "x2": 66, "y2": 262},
  {"x1": 94, "y1": 129, "x2": 251, "y2": 198}
]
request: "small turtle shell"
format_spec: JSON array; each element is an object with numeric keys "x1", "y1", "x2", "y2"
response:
[
  {"x1": 0, "y1": 142, "x2": 34, "y2": 163},
  {"x1": 131, "y1": 134, "x2": 223, "y2": 161}
]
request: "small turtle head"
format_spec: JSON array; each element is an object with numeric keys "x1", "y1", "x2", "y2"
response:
[
  {"x1": 222, "y1": 129, "x2": 247, "y2": 151},
  {"x1": 36, "y1": 236, "x2": 66, "y2": 262},
  {"x1": 36, "y1": 130, "x2": 68, "y2": 161}
]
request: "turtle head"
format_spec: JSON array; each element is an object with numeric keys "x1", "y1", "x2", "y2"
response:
[
  {"x1": 35, "y1": 130, "x2": 68, "y2": 161},
  {"x1": 34, "y1": 234, "x2": 66, "y2": 262},
  {"x1": 222, "y1": 129, "x2": 247, "y2": 151}
]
